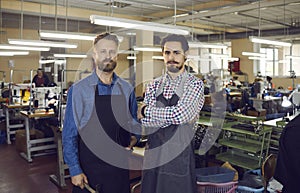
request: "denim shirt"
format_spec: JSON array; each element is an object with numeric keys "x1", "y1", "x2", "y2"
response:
[{"x1": 62, "y1": 71, "x2": 140, "y2": 176}]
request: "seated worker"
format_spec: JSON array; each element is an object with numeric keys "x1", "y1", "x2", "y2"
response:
[
  {"x1": 274, "y1": 114, "x2": 300, "y2": 193},
  {"x1": 232, "y1": 76, "x2": 242, "y2": 87},
  {"x1": 32, "y1": 68, "x2": 50, "y2": 87}
]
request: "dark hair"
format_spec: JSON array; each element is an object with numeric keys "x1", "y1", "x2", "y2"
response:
[
  {"x1": 93, "y1": 32, "x2": 119, "y2": 46},
  {"x1": 160, "y1": 34, "x2": 189, "y2": 52}
]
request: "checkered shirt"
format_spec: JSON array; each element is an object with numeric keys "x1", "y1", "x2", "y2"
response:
[{"x1": 142, "y1": 71, "x2": 204, "y2": 128}]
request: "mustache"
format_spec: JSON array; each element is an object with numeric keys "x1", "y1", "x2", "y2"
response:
[
  {"x1": 103, "y1": 58, "x2": 114, "y2": 63},
  {"x1": 167, "y1": 60, "x2": 179, "y2": 64}
]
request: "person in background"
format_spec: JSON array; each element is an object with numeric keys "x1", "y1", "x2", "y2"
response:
[
  {"x1": 32, "y1": 68, "x2": 50, "y2": 87},
  {"x1": 274, "y1": 114, "x2": 300, "y2": 193},
  {"x1": 62, "y1": 32, "x2": 139, "y2": 193},
  {"x1": 232, "y1": 76, "x2": 242, "y2": 87},
  {"x1": 138, "y1": 34, "x2": 204, "y2": 193},
  {"x1": 251, "y1": 77, "x2": 264, "y2": 98},
  {"x1": 266, "y1": 76, "x2": 273, "y2": 90}
]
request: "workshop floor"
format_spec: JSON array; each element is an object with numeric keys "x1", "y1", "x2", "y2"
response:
[
  {"x1": 0, "y1": 143, "x2": 73, "y2": 193},
  {"x1": 0, "y1": 142, "x2": 142, "y2": 193}
]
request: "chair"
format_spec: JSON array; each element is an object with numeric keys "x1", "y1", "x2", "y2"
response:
[{"x1": 261, "y1": 154, "x2": 277, "y2": 193}]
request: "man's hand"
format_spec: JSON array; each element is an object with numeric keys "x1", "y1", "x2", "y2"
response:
[
  {"x1": 71, "y1": 173, "x2": 88, "y2": 189},
  {"x1": 138, "y1": 103, "x2": 147, "y2": 120},
  {"x1": 126, "y1": 136, "x2": 137, "y2": 151}
]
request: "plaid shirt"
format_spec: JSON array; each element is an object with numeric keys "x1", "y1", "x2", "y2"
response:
[{"x1": 142, "y1": 71, "x2": 204, "y2": 128}]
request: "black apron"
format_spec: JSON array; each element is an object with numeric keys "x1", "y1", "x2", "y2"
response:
[
  {"x1": 274, "y1": 114, "x2": 300, "y2": 193},
  {"x1": 141, "y1": 76, "x2": 196, "y2": 193},
  {"x1": 73, "y1": 85, "x2": 130, "y2": 193}
]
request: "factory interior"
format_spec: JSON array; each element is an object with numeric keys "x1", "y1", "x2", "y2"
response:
[{"x1": 1, "y1": 0, "x2": 300, "y2": 193}]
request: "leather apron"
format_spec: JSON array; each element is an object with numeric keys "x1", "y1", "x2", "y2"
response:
[
  {"x1": 141, "y1": 75, "x2": 196, "y2": 193},
  {"x1": 73, "y1": 85, "x2": 130, "y2": 193}
]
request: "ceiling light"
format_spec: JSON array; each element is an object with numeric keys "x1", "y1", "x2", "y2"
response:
[
  {"x1": 118, "y1": 50, "x2": 138, "y2": 54},
  {"x1": 54, "y1": 54, "x2": 87, "y2": 58},
  {"x1": 40, "y1": 30, "x2": 96, "y2": 41},
  {"x1": 39, "y1": 30, "x2": 124, "y2": 42},
  {"x1": 242, "y1": 52, "x2": 266, "y2": 57},
  {"x1": 286, "y1": 55, "x2": 300, "y2": 59},
  {"x1": 127, "y1": 56, "x2": 136, "y2": 60},
  {"x1": 0, "y1": 53, "x2": 13, "y2": 56},
  {"x1": 189, "y1": 42, "x2": 227, "y2": 49},
  {"x1": 8, "y1": 39, "x2": 77, "y2": 48},
  {"x1": 152, "y1": 56, "x2": 164, "y2": 60},
  {"x1": 249, "y1": 36, "x2": 292, "y2": 47},
  {"x1": 208, "y1": 53, "x2": 229, "y2": 57},
  {"x1": 90, "y1": 15, "x2": 190, "y2": 35},
  {"x1": 0, "y1": 51, "x2": 29, "y2": 56},
  {"x1": 187, "y1": 55, "x2": 211, "y2": 61},
  {"x1": 133, "y1": 46, "x2": 162, "y2": 52},
  {"x1": 173, "y1": 13, "x2": 189, "y2": 18},
  {"x1": 39, "y1": 59, "x2": 55, "y2": 64},
  {"x1": 0, "y1": 44, "x2": 50, "y2": 51},
  {"x1": 248, "y1": 56, "x2": 267, "y2": 60}
]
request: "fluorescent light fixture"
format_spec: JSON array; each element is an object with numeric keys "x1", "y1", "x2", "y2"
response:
[
  {"x1": 118, "y1": 50, "x2": 138, "y2": 54},
  {"x1": 188, "y1": 42, "x2": 227, "y2": 49},
  {"x1": 242, "y1": 51, "x2": 266, "y2": 57},
  {"x1": 278, "y1": 60, "x2": 288, "y2": 64},
  {"x1": 208, "y1": 53, "x2": 229, "y2": 57},
  {"x1": 152, "y1": 56, "x2": 164, "y2": 60},
  {"x1": 187, "y1": 55, "x2": 211, "y2": 61},
  {"x1": 54, "y1": 54, "x2": 87, "y2": 58},
  {"x1": 173, "y1": 13, "x2": 189, "y2": 18},
  {"x1": 248, "y1": 56, "x2": 267, "y2": 60},
  {"x1": 127, "y1": 56, "x2": 136, "y2": 60},
  {"x1": 250, "y1": 36, "x2": 292, "y2": 47},
  {"x1": 40, "y1": 30, "x2": 96, "y2": 41},
  {"x1": 90, "y1": 15, "x2": 190, "y2": 35},
  {"x1": 8, "y1": 39, "x2": 77, "y2": 48},
  {"x1": 0, "y1": 44, "x2": 50, "y2": 51},
  {"x1": 133, "y1": 46, "x2": 162, "y2": 52},
  {"x1": 286, "y1": 55, "x2": 300, "y2": 59},
  {"x1": 0, "y1": 53, "x2": 13, "y2": 56},
  {"x1": 0, "y1": 51, "x2": 29, "y2": 56},
  {"x1": 39, "y1": 30, "x2": 124, "y2": 42},
  {"x1": 225, "y1": 57, "x2": 239, "y2": 61},
  {"x1": 39, "y1": 59, "x2": 55, "y2": 64}
]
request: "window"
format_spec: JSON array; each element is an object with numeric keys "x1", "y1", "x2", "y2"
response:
[{"x1": 259, "y1": 48, "x2": 278, "y2": 76}]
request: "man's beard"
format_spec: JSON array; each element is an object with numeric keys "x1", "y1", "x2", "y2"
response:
[
  {"x1": 166, "y1": 61, "x2": 184, "y2": 73},
  {"x1": 97, "y1": 58, "x2": 117, "y2": 72}
]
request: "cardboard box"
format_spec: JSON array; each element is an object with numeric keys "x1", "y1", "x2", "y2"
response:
[
  {"x1": 15, "y1": 129, "x2": 44, "y2": 153},
  {"x1": 246, "y1": 109, "x2": 266, "y2": 117}
]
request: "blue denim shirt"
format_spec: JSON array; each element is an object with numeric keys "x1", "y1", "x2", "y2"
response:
[{"x1": 62, "y1": 71, "x2": 140, "y2": 176}]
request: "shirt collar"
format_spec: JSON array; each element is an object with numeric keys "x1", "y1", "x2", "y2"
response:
[
  {"x1": 165, "y1": 70, "x2": 187, "y2": 82},
  {"x1": 97, "y1": 72, "x2": 118, "y2": 86}
]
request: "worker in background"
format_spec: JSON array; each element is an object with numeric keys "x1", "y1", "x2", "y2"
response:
[
  {"x1": 232, "y1": 76, "x2": 242, "y2": 87},
  {"x1": 274, "y1": 114, "x2": 300, "y2": 193},
  {"x1": 138, "y1": 34, "x2": 204, "y2": 193},
  {"x1": 251, "y1": 77, "x2": 264, "y2": 98},
  {"x1": 62, "y1": 32, "x2": 140, "y2": 193},
  {"x1": 32, "y1": 68, "x2": 50, "y2": 87},
  {"x1": 266, "y1": 76, "x2": 273, "y2": 90}
]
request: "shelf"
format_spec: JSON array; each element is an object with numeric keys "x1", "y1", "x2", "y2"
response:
[
  {"x1": 218, "y1": 139, "x2": 263, "y2": 154},
  {"x1": 216, "y1": 151, "x2": 260, "y2": 170},
  {"x1": 222, "y1": 126, "x2": 272, "y2": 136}
]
